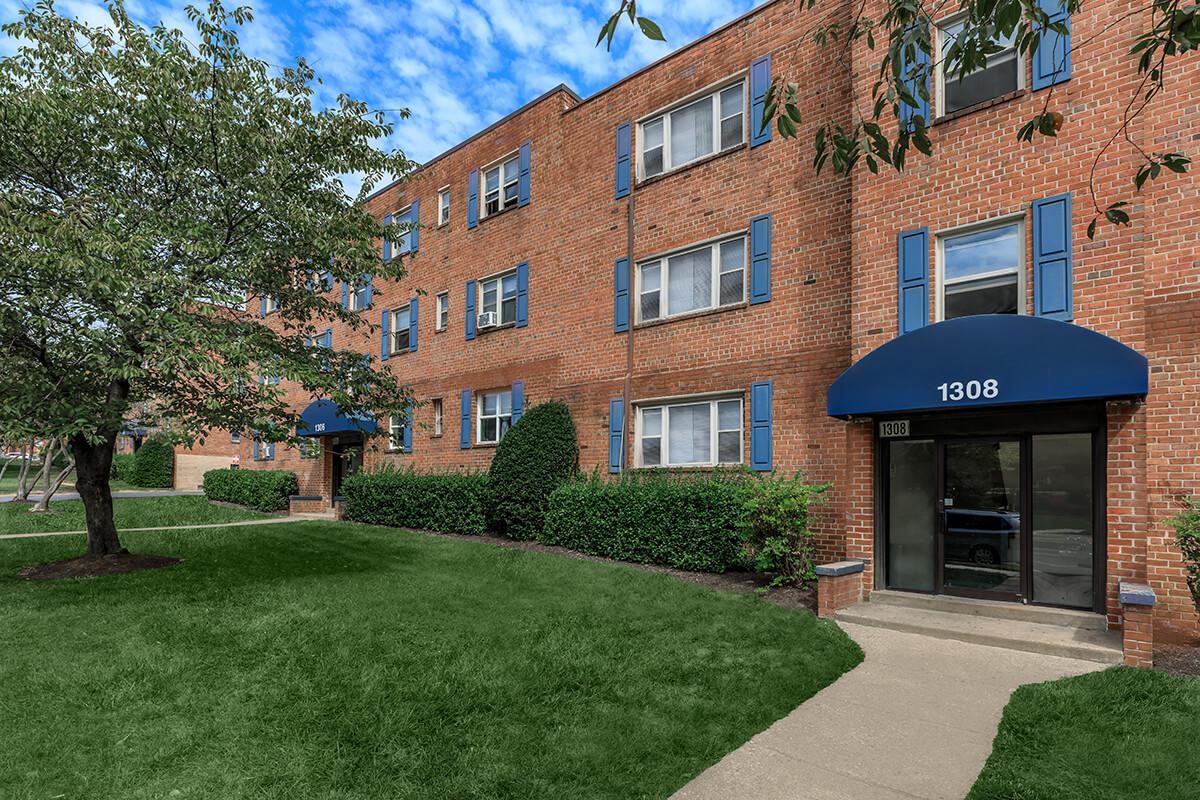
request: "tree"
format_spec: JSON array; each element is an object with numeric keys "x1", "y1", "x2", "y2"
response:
[
  {"x1": 0, "y1": 1, "x2": 416, "y2": 559},
  {"x1": 600, "y1": 0, "x2": 1195, "y2": 235}
]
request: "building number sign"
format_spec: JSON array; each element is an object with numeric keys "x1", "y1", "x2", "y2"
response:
[
  {"x1": 878, "y1": 420, "x2": 909, "y2": 438},
  {"x1": 937, "y1": 379, "x2": 999, "y2": 403},
  {"x1": 314, "y1": 423, "x2": 326, "y2": 432}
]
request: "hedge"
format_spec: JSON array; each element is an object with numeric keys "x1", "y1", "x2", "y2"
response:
[
  {"x1": 128, "y1": 435, "x2": 174, "y2": 488},
  {"x1": 341, "y1": 467, "x2": 489, "y2": 535},
  {"x1": 202, "y1": 468, "x2": 297, "y2": 512},
  {"x1": 111, "y1": 453, "x2": 135, "y2": 482},
  {"x1": 541, "y1": 472, "x2": 752, "y2": 573},
  {"x1": 1171, "y1": 498, "x2": 1200, "y2": 611},
  {"x1": 487, "y1": 401, "x2": 579, "y2": 539}
]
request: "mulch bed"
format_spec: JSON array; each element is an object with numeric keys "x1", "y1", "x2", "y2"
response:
[
  {"x1": 1154, "y1": 643, "x2": 1200, "y2": 677},
  {"x1": 19, "y1": 553, "x2": 181, "y2": 580},
  {"x1": 433, "y1": 530, "x2": 818, "y2": 612}
]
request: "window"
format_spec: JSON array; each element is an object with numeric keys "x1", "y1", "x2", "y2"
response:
[
  {"x1": 391, "y1": 304, "x2": 411, "y2": 353},
  {"x1": 479, "y1": 271, "x2": 518, "y2": 326},
  {"x1": 389, "y1": 416, "x2": 405, "y2": 450},
  {"x1": 637, "y1": 397, "x2": 743, "y2": 467},
  {"x1": 477, "y1": 389, "x2": 513, "y2": 444},
  {"x1": 937, "y1": 220, "x2": 1023, "y2": 320},
  {"x1": 348, "y1": 275, "x2": 370, "y2": 311},
  {"x1": 482, "y1": 154, "x2": 519, "y2": 218},
  {"x1": 230, "y1": 431, "x2": 241, "y2": 444},
  {"x1": 438, "y1": 188, "x2": 450, "y2": 225},
  {"x1": 264, "y1": 296, "x2": 280, "y2": 314},
  {"x1": 436, "y1": 292, "x2": 449, "y2": 331},
  {"x1": 639, "y1": 81, "x2": 744, "y2": 179},
  {"x1": 937, "y1": 15, "x2": 1021, "y2": 116},
  {"x1": 432, "y1": 398, "x2": 443, "y2": 436},
  {"x1": 638, "y1": 235, "x2": 745, "y2": 322},
  {"x1": 394, "y1": 204, "x2": 416, "y2": 255}
]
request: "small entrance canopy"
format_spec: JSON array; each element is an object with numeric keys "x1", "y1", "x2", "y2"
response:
[
  {"x1": 827, "y1": 315, "x2": 1148, "y2": 418},
  {"x1": 297, "y1": 399, "x2": 378, "y2": 437}
]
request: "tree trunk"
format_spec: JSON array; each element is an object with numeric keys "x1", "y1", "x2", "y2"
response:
[
  {"x1": 31, "y1": 440, "x2": 75, "y2": 513},
  {"x1": 14, "y1": 440, "x2": 33, "y2": 500},
  {"x1": 71, "y1": 431, "x2": 125, "y2": 556}
]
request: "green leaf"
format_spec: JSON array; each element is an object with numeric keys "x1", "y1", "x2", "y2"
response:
[{"x1": 636, "y1": 16, "x2": 665, "y2": 42}]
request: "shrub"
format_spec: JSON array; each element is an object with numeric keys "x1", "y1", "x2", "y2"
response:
[
  {"x1": 542, "y1": 471, "x2": 752, "y2": 572},
  {"x1": 128, "y1": 435, "x2": 174, "y2": 488},
  {"x1": 1171, "y1": 499, "x2": 1200, "y2": 611},
  {"x1": 487, "y1": 401, "x2": 579, "y2": 539},
  {"x1": 111, "y1": 453, "x2": 135, "y2": 482},
  {"x1": 202, "y1": 468, "x2": 297, "y2": 512},
  {"x1": 342, "y1": 467, "x2": 489, "y2": 535},
  {"x1": 742, "y1": 472, "x2": 830, "y2": 587}
]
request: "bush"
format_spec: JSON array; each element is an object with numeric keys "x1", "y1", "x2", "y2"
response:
[
  {"x1": 487, "y1": 401, "x2": 579, "y2": 540},
  {"x1": 542, "y1": 471, "x2": 752, "y2": 573},
  {"x1": 342, "y1": 467, "x2": 489, "y2": 535},
  {"x1": 128, "y1": 435, "x2": 174, "y2": 487},
  {"x1": 202, "y1": 468, "x2": 297, "y2": 512},
  {"x1": 742, "y1": 472, "x2": 830, "y2": 587},
  {"x1": 111, "y1": 453, "x2": 135, "y2": 482},
  {"x1": 1171, "y1": 499, "x2": 1200, "y2": 611}
]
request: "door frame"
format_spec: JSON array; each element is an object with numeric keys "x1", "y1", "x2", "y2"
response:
[{"x1": 874, "y1": 402, "x2": 1107, "y2": 613}]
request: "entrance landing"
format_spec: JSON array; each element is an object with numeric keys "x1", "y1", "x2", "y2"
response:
[
  {"x1": 673, "y1": 623, "x2": 1103, "y2": 800},
  {"x1": 836, "y1": 590, "x2": 1122, "y2": 664}
]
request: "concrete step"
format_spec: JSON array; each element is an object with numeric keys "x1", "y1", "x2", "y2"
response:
[
  {"x1": 869, "y1": 589, "x2": 1109, "y2": 631},
  {"x1": 836, "y1": 601, "x2": 1123, "y2": 664}
]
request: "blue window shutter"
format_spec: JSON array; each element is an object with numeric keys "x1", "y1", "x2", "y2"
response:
[
  {"x1": 749, "y1": 54, "x2": 772, "y2": 147},
  {"x1": 267, "y1": 442, "x2": 275, "y2": 461},
  {"x1": 899, "y1": 32, "x2": 930, "y2": 131},
  {"x1": 324, "y1": 328, "x2": 332, "y2": 348},
  {"x1": 460, "y1": 390, "x2": 472, "y2": 448},
  {"x1": 613, "y1": 257, "x2": 630, "y2": 332},
  {"x1": 614, "y1": 122, "x2": 632, "y2": 199},
  {"x1": 380, "y1": 308, "x2": 390, "y2": 361},
  {"x1": 467, "y1": 169, "x2": 479, "y2": 229},
  {"x1": 1033, "y1": 0, "x2": 1072, "y2": 90},
  {"x1": 515, "y1": 262, "x2": 529, "y2": 327},
  {"x1": 409, "y1": 297, "x2": 419, "y2": 351},
  {"x1": 1032, "y1": 193, "x2": 1074, "y2": 321},
  {"x1": 518, "y1": 141, "x2": 531, "y2": 207},
  {"x1": 363, "y1": 274, "x2": 373, "y2": 307},
  {"x1": 403, "y1": 401, "x2": 413, "y2": 453},
  {"x1": 252, "y1": 439, "x2": 259, "y2": 460},
  {"x1": 341, "y1": 282, "x2": 348, "y2": 308},
  {"x1": 749, "y1": 214, "x2": 772, "y2": 304},
  {"x1": 750, "y1": 380, "x2": 773, "y2": 471},
  {"x1": 465, "y1": 280, "x2": 477, "y2": 340},
  {"x1": 325, "y1": 269, "x2": 334, "y2": 291},
  {"x1": 608, "y1": 398, "x2": 625, "y2": 473},
  {"x1": 259, "y1": 297, "x2": 266, "y2": 317},
  {"x1": 382, "y1": 213, "x2": 392, "y2": 262},
  {"x1": 512, "y1": 380, "x2": 524, "y2": 424},
  {"x1": 897, "y1": 227, "x2": 930, "y2": 335},
  {"x1": 410, "y1": 200, "x2": 420, "y2": 252}
]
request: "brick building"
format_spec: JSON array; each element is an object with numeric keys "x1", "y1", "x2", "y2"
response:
[{"x1": 230, "y1": 0, "x2": 1199, "y2": 652}]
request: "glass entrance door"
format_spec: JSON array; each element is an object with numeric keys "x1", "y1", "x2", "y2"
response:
[{"x1": 941, "y1": 439, "x2": 1022, "y2": 600}]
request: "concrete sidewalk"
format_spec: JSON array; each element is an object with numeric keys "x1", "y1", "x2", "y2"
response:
[
  {"x1": 1, "y1": 489, "x2": 202, "y2": 504},
  {"x1": 673, "y1": 622, "x2": 1103, "y2": 800},
  {"x1": 0, "y1": 516, "x2": 302, "y2": 540}
]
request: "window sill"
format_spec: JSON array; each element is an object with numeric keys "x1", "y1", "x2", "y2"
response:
[
  {"x1": 434, "y1": 327, "x2": 447, "y2": 335},
  {"x1": 387, "y1": 349, "x2": 410, "y2": 358},
  {"x1": 634, "y1": 301, "x2": 748, "y2": 330},
  {"x1": 429, "y1": 433, "x2": 443, "y2": 439},
  {"x1": 933, "y1": 88, "x2": 1027, "y2": 126},
  {"x1": 476, "y1": 202, "x2": 523, "y2": 227},
  {"x1": 632, "y1": 464, "x2": 744, "y2": 473},
  {"x1": 475, "y1": 321, "x2": 517, "y2": 337},
  {"x1": 473, "y1": 441, "x2": 500, "y2": 449},
  {"x1": 635, "y1": 143, "x2": 748, "y2": 190}
]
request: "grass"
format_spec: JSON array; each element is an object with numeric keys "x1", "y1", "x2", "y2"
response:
[
  {"x1": 0, "y1": 475, "x2": 136, "y2": 494},
  {"x1": 0, "y1": 520, "x2": 862, "y2": 799},
  {"x1": 968, "y1": 666, "x2": 1200, "y2": 800},
  {"x1": 0, "y1": 495, "x2": 268, "y2": 534}
]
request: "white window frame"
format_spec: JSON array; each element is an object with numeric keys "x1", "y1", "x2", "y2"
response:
[
  {"x1": 438, "y1": 187, "x2": 450, "y2": 226},
  {"x1": 230, "y1": 430, "x2": 241, "y2": 444},
  {"x1": 394, "y1": 203, "x2": 415, "y2": 255},
  {"x1": 432, "y1": 398, "x2": 443, "y2": 436},
  {"x1": 635, "y1": 233, "x2": 747, "y2": 323},
  {"x1": 435, "y1": 292, "x2": 449, "y2": 331},
  {"x1": 348, "y1": 277, "x2": 370, "y2": 312},
  {"x1": 476, "y1": 389, "x2": 513, "y2": 445},
  {"x1": 388, "y1": 415, "x2": 404, "y2": 451},
  {"x1": 934, "y1": 12, "x2": 1025, "y2": 118},
  {"x1": 390, "y1": 304, "x2": 412, "y2": 354},
  {"x1": 636, "y1": 75, "x2": 747, "y2": 181},
  {"x1": 934, "y1": 213, "x2": 1026, "y2": 322},
  {"x1": 478, "y1": 269, "x2": 518, "y2": 326},
  {"x1": 264, "y1": 296, "x2": 280, "y2": 314},
  {"x1": 480, "y1": 152, "x2": 519, "y2": 219},
  {"x1": 635, "y1": 395, "x2": 744, "y2": 468}
]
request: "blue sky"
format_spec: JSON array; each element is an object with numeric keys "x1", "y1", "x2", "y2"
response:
[{"x1": 4, "y1": 0, "x2": 761, "y2": 193}]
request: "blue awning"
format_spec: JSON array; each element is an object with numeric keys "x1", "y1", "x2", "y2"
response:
[
  {"x1": 827, "y1": 315, "x2": 1148, "y2": 418},
  {"x1": 297, "y1": 399, "x2": 378, "y2": 437}
]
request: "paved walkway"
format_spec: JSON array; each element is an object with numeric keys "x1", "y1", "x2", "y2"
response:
[
  {"x1": 0, "y1": 516, "x2": 301, "y2": 540},
  {"x1": 1, "y1": 489, "x2": 202, "y2": 504},
  {"x1": 674, "y1": 622, "x2": 1103, "y2": 800}
]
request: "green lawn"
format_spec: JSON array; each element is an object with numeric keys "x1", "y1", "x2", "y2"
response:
[
  {"x1": 0, "y1": 475, "x2": 136, "y2": 494},
  {"x1": 0, "y1": 520, "x2": 862, "y2": 799},
  {"x1": 969, "y1": 666, "x2": 1200, "y2": 800},
  {"x1": 0, "y1": 495, "x2": 267, "y2": 534}
]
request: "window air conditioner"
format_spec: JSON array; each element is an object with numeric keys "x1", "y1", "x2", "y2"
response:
[{"x1": 477, "y1": 311, "x2": 499, "y2": 329}]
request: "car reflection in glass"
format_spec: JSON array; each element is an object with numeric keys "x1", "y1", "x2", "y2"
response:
[{"x1": 944, "y1": 508, "x2": 1020, "y2": 592}]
